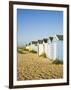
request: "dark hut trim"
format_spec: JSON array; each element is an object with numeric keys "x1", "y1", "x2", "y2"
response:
[
  {"x1": 56, "y1": 35, "x2": 63, "y2": 40},
  {"x1": 49, "y1": 37, "x2": 53, "y2": 42},
  {"x1": 43, "y1": 38, "x2": 48, "y2": 43},
  {"x1": 38, "y1": 40, "x2": 43, "y2": 44}
]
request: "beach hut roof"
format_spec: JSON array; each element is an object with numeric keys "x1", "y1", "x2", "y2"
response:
[
  {"x1": 56, "y1": 35, "x2": 63, "y2": 40},
  {"x1": 29, "y1": 43, "x2": 31, "y2": 45},
  {"x1": 49, "y1": 37, "x2": 53, "y2": 42},
  {"x1": 31, "y1": 41, "x2": 37, "y2": 44},
  {"x1": 38, "y1": 40, "x2": 43, "y2": 44},
  {"x1": 43, "y1": 38, "x2": 48, "y2": 43}
]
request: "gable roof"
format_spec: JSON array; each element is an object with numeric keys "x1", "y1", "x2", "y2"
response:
[
  {"x1": 56, "y1": 35, "x2": 63, "y2": 40},
  {"x1": 29, "y1": 43, "x2": 31, "y2": 45},
  {"x1": 38, "y1": 40, "x2": 43, "y2": 44},
  {"x1": 31, "y1": 41, "x2": 37, "y2": 44},
  {"x1": 43, "y1": 38, "x2": 48, "y2": 43},
  {"x1": 49, "y1": 37, "x2": 53, "y2": 42}
]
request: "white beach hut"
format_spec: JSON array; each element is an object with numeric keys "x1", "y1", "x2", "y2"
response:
[
  {"x1": 26, "y1": 41, "x2": 38, "y2": 52},
  {"x1": 47, "y1": 35, "x2": 63, "y2": 61},
  {"x1": 53, "y1": 35, "x2": 63, "y2": 61},
  {"x1": 30, "y1": 41, "x2": 38, "y2": 52},
  {"x1": 47, "y1": 37, "x2": 54, "y2": 59},
  {"x1": 26, "y1": 43, "x2": 31, "y2": 51},
  {"x1": 38, "y1": 40, "x2": 44, "y2": 56},
  {"x1": 43, "y1": 38, "x2": 48, "y2": 57}
]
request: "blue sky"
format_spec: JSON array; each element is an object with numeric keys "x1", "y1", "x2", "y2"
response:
[{"x1": 17, "y1": 9, "x2": 63, "y2": 47}]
